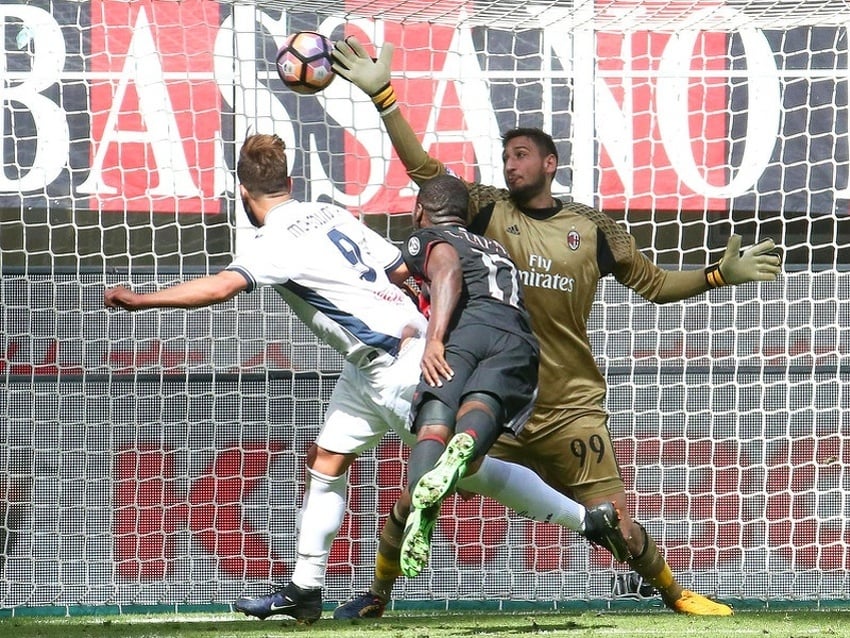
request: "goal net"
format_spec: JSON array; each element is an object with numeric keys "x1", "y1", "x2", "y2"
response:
[{"x1": 1, "y1": 0, "x2": 848, "y2": 612}]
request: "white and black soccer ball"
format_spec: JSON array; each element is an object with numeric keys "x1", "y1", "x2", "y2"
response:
[{"x1": 276, "y1": 31, "x2": 336, "y2": 95}]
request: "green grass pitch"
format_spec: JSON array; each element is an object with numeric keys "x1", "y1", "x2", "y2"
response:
[{"x1": 1, "y1": 610, "x2": 847, "y2": 638}]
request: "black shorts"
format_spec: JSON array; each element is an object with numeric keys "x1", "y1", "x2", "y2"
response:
[{"x1": 409, "y1": 323, "x2": 539, "y2": 435}]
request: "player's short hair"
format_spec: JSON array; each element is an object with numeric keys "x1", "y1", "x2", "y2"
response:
[
  {"x1": 237, "y1": 134, "x2": 290, "y2": 196},
  {"x1": 501, "y1": 127, "x2": 559, "y2": 163},
  {"x1": 417, "y1": 174, "x2": 469, "y2": 225}
]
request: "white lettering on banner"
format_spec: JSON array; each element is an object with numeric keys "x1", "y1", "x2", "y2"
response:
[
  {"x1": 569, "y1": 5, "x2": 596, "y2": 203},
  {"x1": 0, "y1": 7, "x2": 847, "y2": 207},
  {"x1": 309, "y1": 15, "x2": 389, "y2": 207},
  {"x1": 213, "y1": 129, "x2": 230, "y2": 201},
  {"x1": 593, "y1": 32, "x2": 634, "y2": 197},
  {"x1": 77, "y1": 7, "x2": 201, "y2": 198},
  {"x1": 657, "y1": 23, "x2": 780, "y2": 197},
  {"x1": 0, "y1": 6, "x2": 69, "y2": 193},
  {"x1": 837, "y1": 20, "x2": 850, "y2": 199},
  {"x1": 322, "y1": 12, "x2": 789, "y2": 205},
  {"x1": 215, "y1": 5, "x2": 293, "y2": 233},
  {"x1": 422, "y1": 26, "x2": 503, "y2": 188}
]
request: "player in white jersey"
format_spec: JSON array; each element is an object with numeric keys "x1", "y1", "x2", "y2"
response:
[
  {"x1": 229, "y1": 197, "x2": 425, "y2": 372},
  {"x1": 104, "y1": 133, "x2": 625, "y2": 624}
]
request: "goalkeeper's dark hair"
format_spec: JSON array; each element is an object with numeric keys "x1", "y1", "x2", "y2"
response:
[
  {"x1": 237, "y1": 134, "x2": 290, "y2": 197},
  {"x1": 416, "y1": 174, "x2": 470, "y2": 226},
  {"x1": 502, "y1": 127, "x2": 559, "y2": 163}
]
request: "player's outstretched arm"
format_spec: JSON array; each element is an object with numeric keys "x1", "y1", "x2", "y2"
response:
[
  {"x1": 653, "y1": 234, "x2": 782, "y2": 303},
  {"x1": 104, "y1": 270, "x2": 247, "y2": 311},
  {"x1": 332, "y1": 37, "x2": 439, "y2": 182}
]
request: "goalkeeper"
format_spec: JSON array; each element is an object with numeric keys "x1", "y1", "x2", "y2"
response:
[{"x1": 332, "y1": 37, "x2": 782, "y2": 619}]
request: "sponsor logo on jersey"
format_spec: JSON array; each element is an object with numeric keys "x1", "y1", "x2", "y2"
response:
[
  {"x1": 505, "y1": 224, "x2": 520, "y2": 235},
  {"x1": 518, "y1": 269, "x2": 575, "y2": 292},
  {"x1": 374, "y1": 287, "x2": 408, "y2": 304},
  {"x1": 567, "y1": 229, "x2": 581, "y2": 250},
  {"x1": 407, "y1": 235, "x2": 421, "y2": 256}
]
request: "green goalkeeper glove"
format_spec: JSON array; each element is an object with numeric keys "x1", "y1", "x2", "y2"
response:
[
  {"x1": 705, "y1": 234, "x2": 782, "y2": 287},
  {"x1": 332, "y1": 37, "x2": 397, "y2": 112}
]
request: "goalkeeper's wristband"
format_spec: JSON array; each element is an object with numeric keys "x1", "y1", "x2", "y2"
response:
[
  {"x1": 370, "y1": 82, "x2": 397, "y2": 112},
  {"x1": 704, "y1": 262, "x2": 728, "y2": 288}
]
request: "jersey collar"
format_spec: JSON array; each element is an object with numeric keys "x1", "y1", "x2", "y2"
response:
[
  {"x1": 517, "y1": 197, "x2": 563, "y2": 220},
  {"x1": 264, "y1": 198, "x2": 298, "y2": 222}
]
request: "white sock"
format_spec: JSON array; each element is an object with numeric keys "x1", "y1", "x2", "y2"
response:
[
  {"x1": 290, "y1": 466, "x2": 348, "y2": 589},
  {"x1": 458, "y1": 455, "x2": 585, "y2": 532}
]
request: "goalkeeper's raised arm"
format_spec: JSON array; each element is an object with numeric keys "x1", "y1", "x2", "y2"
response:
[{"x1": 332, "y1": 37, "x2": 442, "y2": 184}]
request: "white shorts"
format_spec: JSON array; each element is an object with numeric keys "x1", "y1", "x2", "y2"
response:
[{"x1": 314, "y1": 337, "x2": 424, "y2": 455}]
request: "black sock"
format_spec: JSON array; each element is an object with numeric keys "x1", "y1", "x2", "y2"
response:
[{"x1": 407, "y1": 437, "x2": 446, "y2": 491}]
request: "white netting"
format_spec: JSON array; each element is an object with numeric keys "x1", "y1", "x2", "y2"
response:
[
  {"x1": 246, "y1": 1, "x2": 850, "y2": 31},
  {"x1": 1, "y1": 0, "x2": 849, "y2": 612}
]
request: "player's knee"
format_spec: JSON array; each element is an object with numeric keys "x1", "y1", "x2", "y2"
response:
[
  {"x1": 415, "y1": 397, "x2": 456, "y2": 430},
  {"x1": 459, "y1": 391, "x2": 501, "y2": 418},
  {"x1": 306, "y1": 464, "x2": 347, "y2": 487},
  {"x1": 309, "y1": 445, "x2": 355, "y2": 476},
  {"x1": 630, "y1": 521, "x2": 651, "y2": 557},
  {"x1": 305, "y1": 443, "x2": 319, "y2": 466}
]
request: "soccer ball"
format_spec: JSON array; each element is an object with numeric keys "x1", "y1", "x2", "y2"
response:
[{"x1": 276, "y1": 31, "x2": 335, "y2": 95}]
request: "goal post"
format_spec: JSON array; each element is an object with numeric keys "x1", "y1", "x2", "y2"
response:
[{"x1": 1, "y1": 0, "x2": 849, "y2": 612}]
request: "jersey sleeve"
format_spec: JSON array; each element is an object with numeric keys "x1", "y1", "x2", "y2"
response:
[
  {"x1": 226, "y1": 232, "x2": 293, "y2": 292},
  {"x1": 359, "y1": 222, "x2": 405, "y2": 273},
  {"x1": 383, "y1": 108, "x2": 443, "y2": 184},
  {"x1": 401, "y1": 229, "x2": 440, "y2": 280},
  {"x1": 405, "y1": 155, "x2": 511, "y2": 233}
]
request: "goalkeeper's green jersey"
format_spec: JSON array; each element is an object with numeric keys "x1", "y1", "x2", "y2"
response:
[
  {"x1": 463, "y1": 189, "x2": 670, "y2": 411},
  {"x1": 385, "y1": 110, "x2": 680, "y2": 411}
]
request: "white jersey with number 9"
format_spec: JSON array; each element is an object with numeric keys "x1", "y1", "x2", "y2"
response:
[{"x1": 228, "y1": 199, "x2": 427, "y2": 369}]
